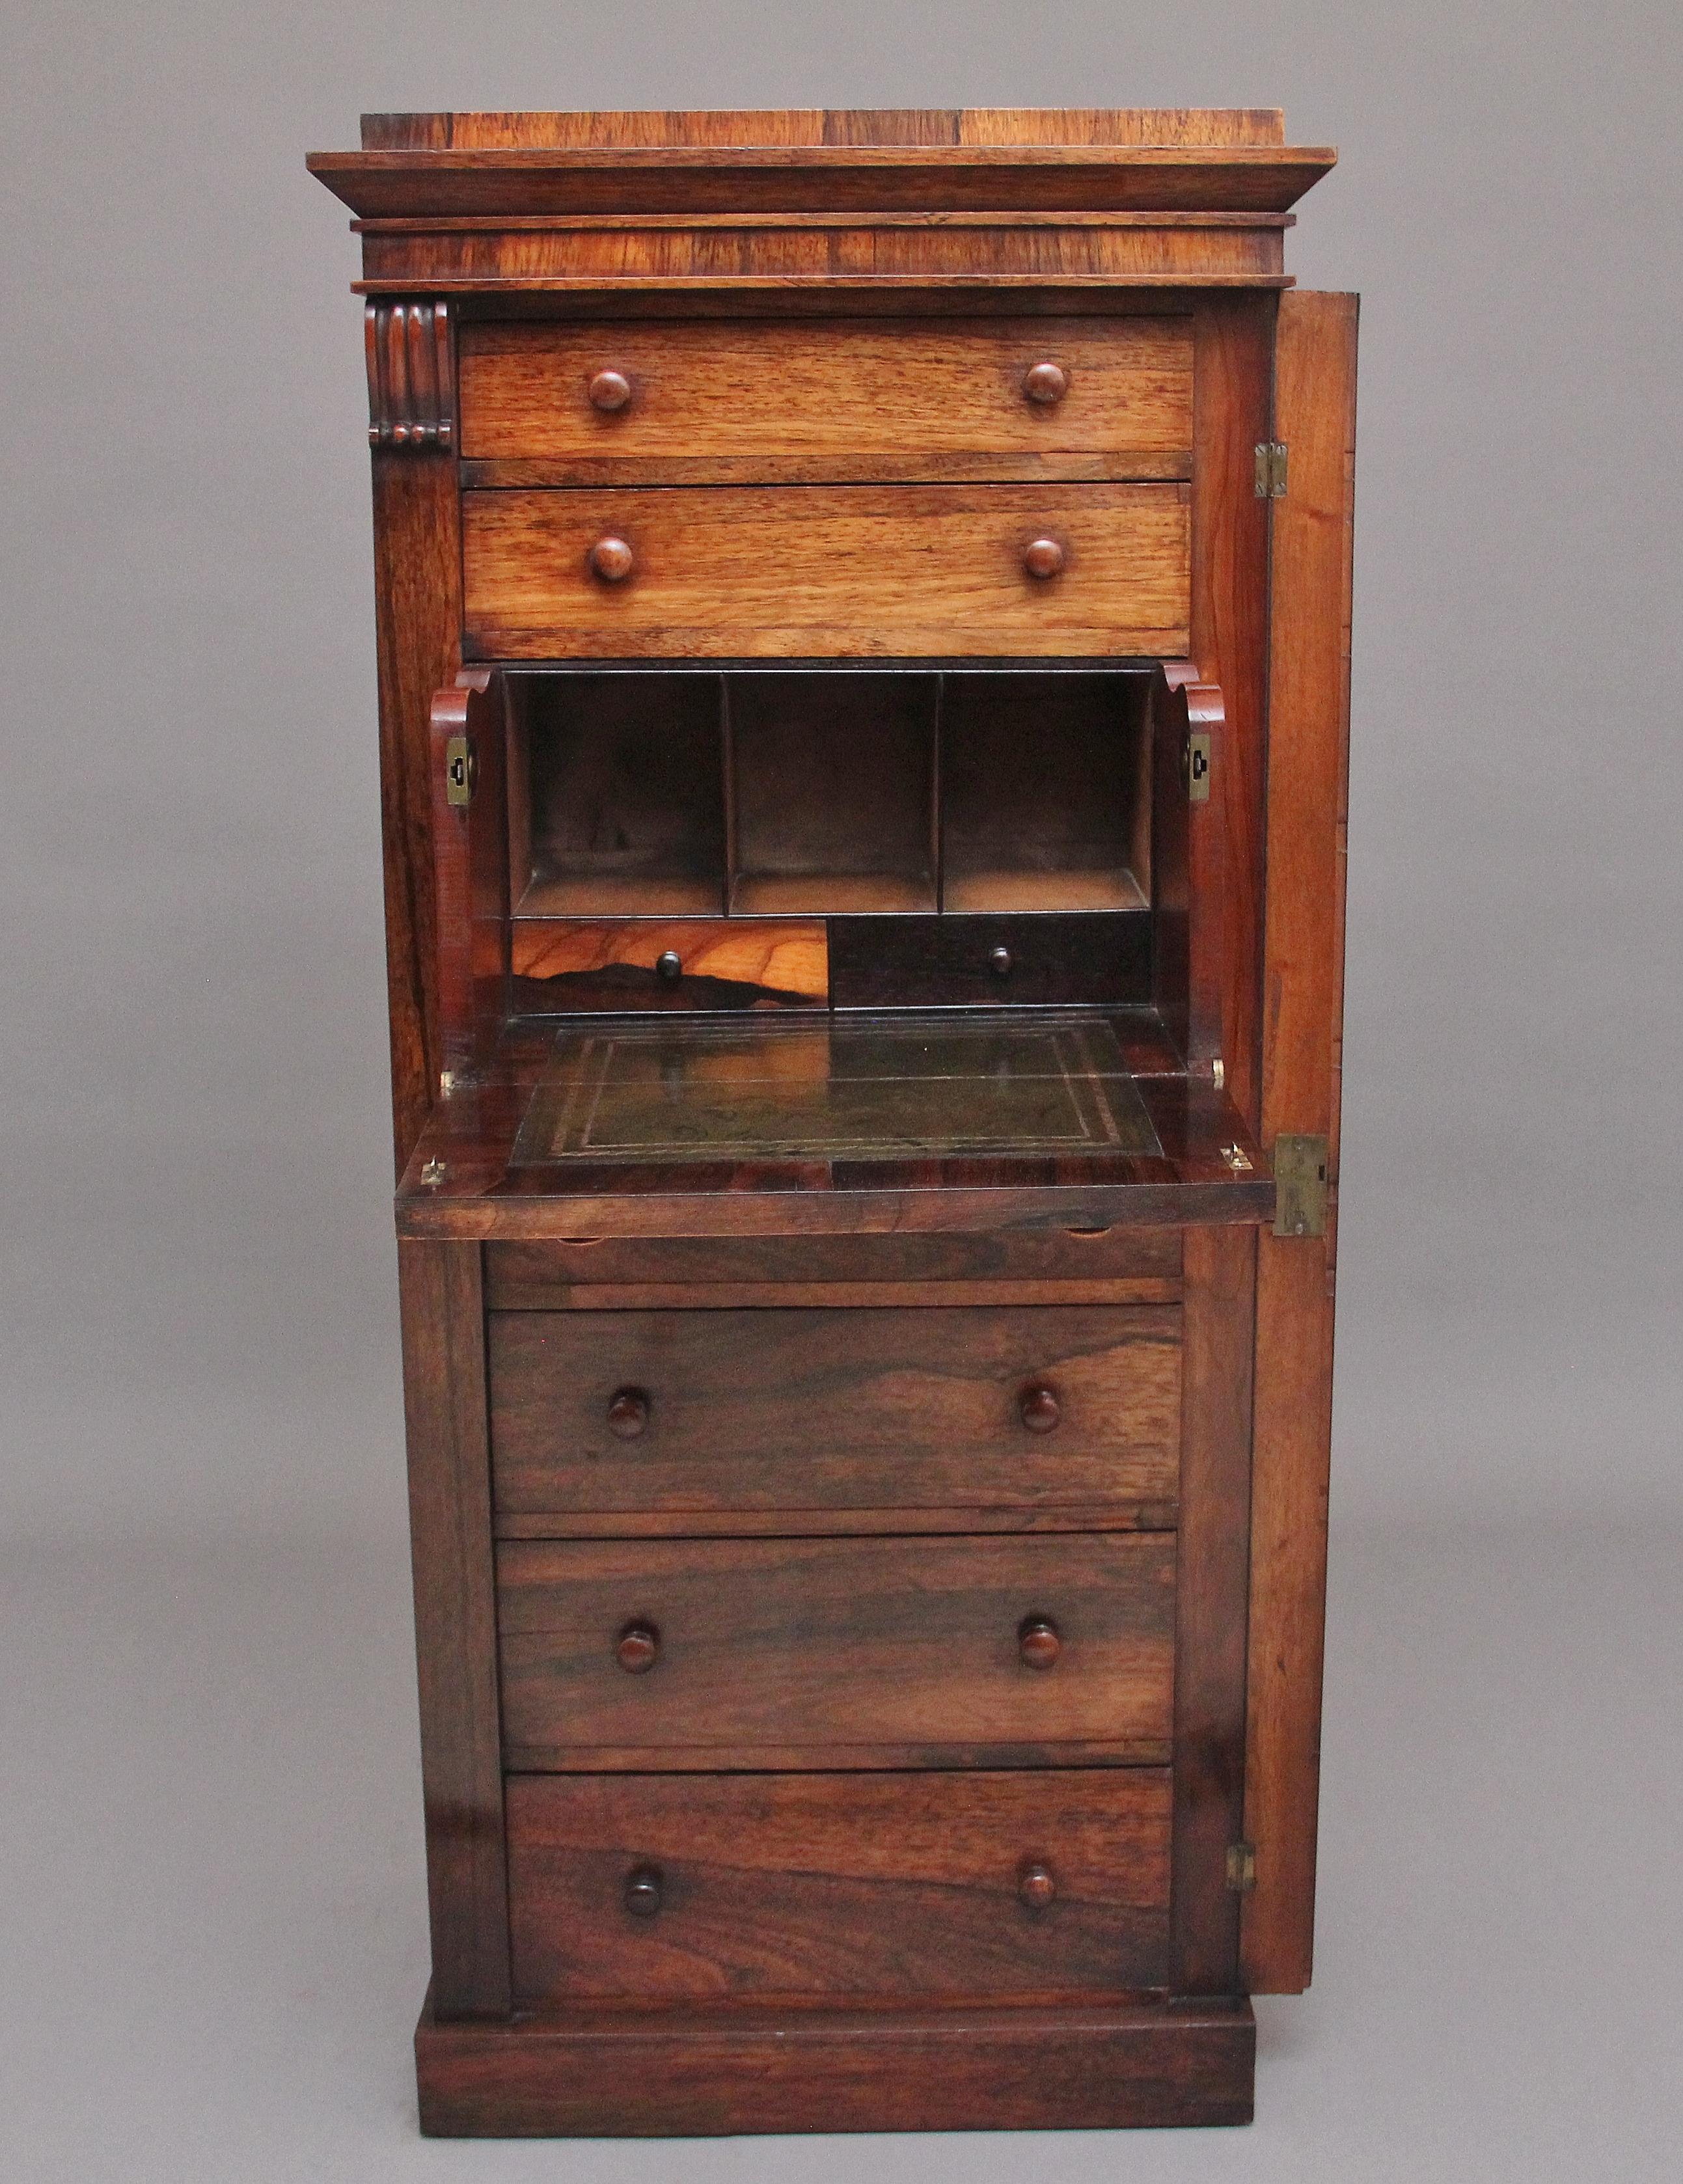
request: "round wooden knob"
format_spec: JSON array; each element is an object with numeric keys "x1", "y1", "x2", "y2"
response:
[
  {"x1": 589, "y1": 535, "x2": 635, "y2": 582},
  {"x1": 1019, "y1": 1616, "x2": 1062, "y2": 1671},
  {"x1": 589, "y1": 368, "x2": 633, "y2": 413},
  {"x1": 607, "y1": 1387, "x2": 649, "y2": 1439},
  {"x1": 655, "y1": 949, "x2": 682, "y2": 984},
  {"x1": 624, "y1": 1864, "x2": 663, "y2": 1917},
  {"x1": 989, "y1": 946, "x2": 1013, "y2": 979},
  {"x1": 1019, "y1": 1383, "x2": 1061, "y2": 1434},
  {"x1": 1023, "y1": 537, "x2": 1065, "y2": 580},
  {"x1": 616, "y1": 1620, "x2": 660, "y2": 1674},
  {"x1": 1018, "y1": 1861, "x2": 1058, "y2": 1910},
  {"x1": 1022, "y1": 362, "x2": 1068, "y2": 406}
]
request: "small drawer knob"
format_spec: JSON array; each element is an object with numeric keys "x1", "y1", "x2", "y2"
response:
[
  {"x1": 1023, "y1": 537, "x2": 1065, "y2": 580},
  {"x1": 589, "y1": 535, "x2": 635, "y2": 582},
  {"x1": 989, "y1": 945, "x2": 1013, "y2": 979},
  {"x1": 607, "y1": 1387, "x2": 650, "y2": 1439},
  {"x1": 1022, "y1": 361, "x2": 1068, "y2": 405},
  {"x1": 1019, "y1": 1615, "x2": 1062, "y2": 1671},
  {"x1": 616, "y1": 1620, "x2": 661, "y2": 1674},
  {"x1": 655, "y1": 948, "x2": 683, "y2": 984},
  {"x1": 624, "y1": 1864, "x2": 663, "y2": 1917},
  {"x1": 1018, "y1": 1861, "x2": 1058, "y2": 1910},
  {"x1": 1019, "y1": 1382, "x2": 1061, "y2": 1434},
  {"x1": 589, "y1": 368, "x2": 633, "y2": 413}
]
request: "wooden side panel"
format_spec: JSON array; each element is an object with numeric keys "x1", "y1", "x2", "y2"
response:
[
  {"x1": 1188, "y1": 295, "x2": 1274, "y2": 1127},
  {"x1": 506, "y1": 1770, "x2": 1171, "y2": 2002},
  {"x1": 1150, "y1": 668, "x2": 1227, "y2": 1069},
  {"x1": 398, "y1": 1239, "x2": 510, "y2": 2018},
  {"x1": 461, "y1": 483, "x2": 1191, "y2": 659},
  {"x1": 372, "y1": 452, "x2": 462, "y2": 1171},
  {"x1": 1171, "y1": 1224, "x2": 1256, "y2": 1992},
  {"x1": 430, "y1": 670, "x2": 508, "y2": 1079},
  {"x1": 1242, "y1": 290, "x2": 1358, "y2": 1993}
]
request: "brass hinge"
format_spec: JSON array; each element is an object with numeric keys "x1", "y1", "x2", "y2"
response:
[
  {"x1": 1226, "y1": 1842, "x2": 1257, "y2": 1894},
  {"x1": 444, "y1": 733, "x2": 476, "y2": 808},
  {"x1": 1184, "y1": 730, "x2": 1212, "y2": 804},
  {"x1": 1254, "y1": 441, "x2": 1289, "y2": 498},
  {"x1": 1273, "y1": 1133, "x2": 1330, "y2": 1238}
]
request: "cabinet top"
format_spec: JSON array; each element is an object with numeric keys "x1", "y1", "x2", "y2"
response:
[{"x1": 309, "y1": 107, "x2": 1335, "y2": 220}]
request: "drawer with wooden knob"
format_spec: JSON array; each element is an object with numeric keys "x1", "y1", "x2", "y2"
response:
[
  {"x1": 457, "y1": 315, "x2": 1194, "y2": 484},
  {"x1": 487, "y1": 1304, "x2": 1182, "y2": 1525},
  {"x1": 509, "y1": 918, "x2": 828, "y2": 1013},
  {"x1": 495, "y1": 1530, "x2": 1175, "y2": 1769},
  {"x1": 828, "y1": 910, "x2": 1153, "y2": 1009},
  {"x1": 460, "y1": 482, "x2": 1190, "y2": 659},
  {"x1": 504, "y1": 1768, "x2": 1173, "y2": 2002}
]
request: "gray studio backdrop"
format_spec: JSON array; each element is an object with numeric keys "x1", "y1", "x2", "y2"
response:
[
  {"x1": 3, "y1": 5, "x2": 1680, "y2": 2180},
  {"x1": 5, "y1": 4, "x2": 1679, "y2": 1540}
]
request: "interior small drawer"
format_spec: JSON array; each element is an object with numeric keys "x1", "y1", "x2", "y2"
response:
[
  {"x1": 458, "y1": 314, "x2": 1194, "y2": 480},
  {"x1": 495, "y1": 1530, "x2": 1175, "y2": 1769},
  {"x1": 510, "y1": 918, "x2": 827, "y2": 1013},
  {"x1": 505, "y1": 1768, "x2": 1173, "y2": 2003},
  {"x1": 830, "y1": 911, "x2": 1152, "y2": 1009},
  {"x1": 489, "y1": 1304, "x2": 1182, "y2": 1520},
  {"x1": 461, "y1": 482, "x2": 1191, "y2": 659}
]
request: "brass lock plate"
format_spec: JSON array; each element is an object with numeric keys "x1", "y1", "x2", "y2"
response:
[
  {"x1": 1184, "y1": 730, "x2": 1211, "y2": 804},
  {"x1": 1273, "y1": 1133, "x2": 1329, "y2": 1238},
  {"x1": 444, "y1": 733, "x2": 476, "y2": 808}
]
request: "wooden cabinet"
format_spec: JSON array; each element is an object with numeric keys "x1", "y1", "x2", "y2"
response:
[{"x1": 310, "y1": 105, "x2": 1356, "y2": 2137}]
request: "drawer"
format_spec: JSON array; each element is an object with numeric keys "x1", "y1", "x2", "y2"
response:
[
  {"x1": 510, "y1": 918, "x2": 827, "y2": 1013},
  {"x1": 461, "y1": 483, "x2": 1191, "y2": 659},
  {"x1": 506, "y1": 1768, "x2": 1172, "y2": 2002},
  {"x1": 484, "y1": 1225, "x2": 1185, "y2": 1296},
  {"x1": 489, "y1": 1304, "x2": 1181, "y2": 1519},
  {"x1": 459, "y1": 315, "x2": 1194, "y2": 481},
  {"x1": 497, "y1": 1531, "x2": 1175, "y2": 1768},
  {"x1": 830, "y1": 911, "x2": 1153, "y2": 1009}
]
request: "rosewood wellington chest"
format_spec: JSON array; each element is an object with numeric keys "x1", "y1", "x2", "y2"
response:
[{"x1": 308, "y1": 107, "x2": 1356, "y2": 2136}]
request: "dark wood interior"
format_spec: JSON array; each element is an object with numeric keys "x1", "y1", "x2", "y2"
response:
[
  {"x1": 728, "y1": 670, "x2": 938, "y2": 915},
  {"x1": 510, "y1": 662, "x2": 1155, "y2": 935},
  {"x1": 941, "y1": 669, "x2": 1151, "y2": 912},
  {"x1": 513, "y1": 672, "x2": 724, "y2": 916}
]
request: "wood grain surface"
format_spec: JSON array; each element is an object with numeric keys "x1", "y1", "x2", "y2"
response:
[
  {"x1": 414, "y1": 1991, "x2": 1255, "y2": 2135},
  {"x1": 505, "y1": 1769, "x2": 1171, "y2": 2001},
  {"x1": 497, "y1": 1531, "x2": 1175, "y2": 1768},
  {"x1": 459, "y1": 316, "x2": 1192, "y2": 475},
  {"x1": 488, "y1": 1302, "x2": 1181, "y2": 1518},
  {"x1": 398, "y1": 1240, "x2": 510, "y2": 2017},
  {"x1": 1189, "y1": 294, "x2": 1274, "y2": 1125},
  {"x1": 483, "y1": 1223, "x2": 1184, "y2": 1294},
  {"x1": 363, "y1": 108, "x2": 1289, "y2": 150},
  {"x1": 510, "y1": 919, "x2": 828, "y2": 1011},
  {"x1": 430, "y1": 671, "x2": 508, "y2": 1077},
  {"x1": 1244, "y1": 289, "x2": 1358, "y2": 1995},
  {"x1": 461, "y1": 482, "x2": 1190, "y2": 657},
  {"x1": 371, "y1": 452, "x2": 461, "y2": 1170}
]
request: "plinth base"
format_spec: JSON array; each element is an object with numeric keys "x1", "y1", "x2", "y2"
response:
[{"x1": 415, "y1": 1989, "x2": 1255, "y2": 2136}]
